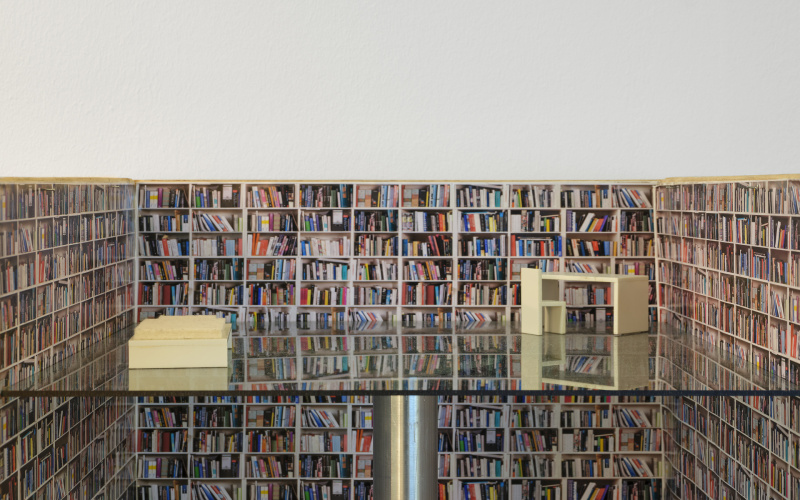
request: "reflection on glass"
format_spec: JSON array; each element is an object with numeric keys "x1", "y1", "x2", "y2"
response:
[
  {"x1": 457, "y1": 334, "x2": 507, "y2": 353},
  {"x1": 248, "y1": 357, "x2": 297, "y2": 381},
  {"x1": 128, "y1": 367, "x2": 230, "y2": 391},
  {"x1": 458, "y1": 354, "x2": 508, "y2": 378},
  {"x1": 299, "y1": 336, "x2": 347, "y2": 353},
  {"x1": 403, "y1": 353, "x2": 453, "y2": 377},
  {"x1": 353, "y1": 335, "x2": 398, "y2": 353},
  {"x1": 521, "y1": 331, "x2": 650, "y2": 390},
  {"x1": 403, "y1": 335, "x2": 453, "y2": 353},
  {"x1": 301, "y1": 355, "x2": 350, "y2": 380},
  {"x1": 357, "y1": 354, "x2": 399, "y2": 378},
  {"x1": 248, "y1": 337, "x2": 296, "y2": 357},
  {"x1": 14, "y1": 320, "x2": 800, "y2": 396}
]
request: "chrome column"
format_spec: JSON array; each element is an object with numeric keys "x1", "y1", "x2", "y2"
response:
[{"x1": 373, "y1": 395, "x2": 438, "y2": 499}]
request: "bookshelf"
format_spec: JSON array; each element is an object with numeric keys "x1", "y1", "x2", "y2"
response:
[
  {"x1": 135, "y1": 181, "x2": 658, "y2": 328},
  {"x1": 655, "y1": 176, "x2": 800, "y2": 500},
  {"x1": 130, "y1": 180, "x2": 661, "y2": 499},
  {"x1": 0, "y1": 178, "x2": 665, "y2": 500},
  {"x1": 0, "y1": 179, "x2": 138, "y2": 500}
]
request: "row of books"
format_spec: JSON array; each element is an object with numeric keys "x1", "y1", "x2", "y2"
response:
[
  {"x1": 357, "y1": 185, "x2": 399, "y2": 208},
  {"x1": 192, "y1": 185, "x2": 240, "y2": 208},
  {"x1": 511, "y1": 429, "x2": 557, "y2": 453},
  {"x1": 299, "y1": 455, "x2": 353, "y2": 478},
  {"x1": 301, "y1": 211, "x2": 350, "y2": 232},
  {"x1": 564, "y1": 285, "x2": 610, "y2": 306},
  {"x1": 193, "y1": 430, "x2": 244, "y2": 453},
  {"x1": 249, "y1": 185, "x2": 295, "y2": 208},
  {"x1": 249, "y1": 260, "x2": 295, "y2": 281},
  {"x1": 356, "y1": 261, "x2": 397, "y2": 281},
  {"x1": 457, "y1": 283, "x2": 510, "y2": 306},
  {"x1": 403, "y1": 211, "x2": 451, "y2": 232},
  {"x1": 137, "y1": 429, "x2": 187, "y2": 453},
  {"x1": 405, "y1": 185, "x2": 450, "y2": 208},
  {"x1": 301, "y1": 260, "x2": 348, "y2": 281},
  {"x1": 353, "y1": 286, "x2": 397, "y2": 306},
  {"x1": 138, "y1": 283, "x2": 188, "y2": 306},
  {"x1": 457, "y1": 186, "x2": 504, "y2": 208},
  {"x1": 247, "y1": 429, "x2": 294, "y2": 453},
  {"x1": 566, "y1": 212, "x2": 617, "y2": 233},
  {"x1": 194, "y1": 259, "x2": 243, "y2": 281},
  {"x1": 561, "y1": 187, "x2": 651, "y2": 209},
  {"x1": 300, "y1": 185, "x2": 353, "y2": 208},
  {"x1": 191, "y1": 454, "x2": 240, "y2": 478},
  {"x1": 139, "y1": 187, "x2": 189, "y2": 208},
  {"x1": 138, "y1": 213, "x2": 190, "y2": 232},
  {"x1": 354, "y1": 210, "x2": 397, "y2": 232},
  {"x1": 249, "y1": 212, "x2": 296, "y2": 232},
  {"x1": 461, "y1": 212, "x2": 507, "y2": 233},
  {"x1": 509, "y1": 212, "x2": 560, "y2": 233},
  {"x1": 145, "y1": 233, "x2": 657, "y2": 259},
  {"x1": 511, "y1": 186, "x2": 555, "y2": 208},
  {"x1": 193, "y1": 212, "x2": 242, "y2": 232},
  {"x1": 562, "y1": 430, "x2": 614, "y2": 453}
]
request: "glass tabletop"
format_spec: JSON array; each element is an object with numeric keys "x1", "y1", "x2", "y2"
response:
[{"x1": 3, "y1": 320, "x2": 797, "y2": 397}]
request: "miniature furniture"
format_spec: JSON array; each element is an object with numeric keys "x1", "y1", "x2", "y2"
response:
[
  {"x1": 520, "y1": 268, "x2": 567, "y2": 335},
  {"x1": 129, "y1": 315, "x2": 232, "y2": 368},
  {"x1": 521, "y1": 269, "x2": 649, "y2": 335}
]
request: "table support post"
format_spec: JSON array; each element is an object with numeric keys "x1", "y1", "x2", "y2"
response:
[{"x1": 373, "y1": 395, "x2": 438, "y2": 499}]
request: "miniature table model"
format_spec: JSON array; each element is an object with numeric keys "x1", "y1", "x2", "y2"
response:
[{"x1": 521, "y1": 269, "x2": 650, "y2": 335}]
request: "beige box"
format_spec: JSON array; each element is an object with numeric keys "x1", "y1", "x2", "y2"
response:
[{"x1": 129, "y1": 316, "x2": 232, "y2": 369}]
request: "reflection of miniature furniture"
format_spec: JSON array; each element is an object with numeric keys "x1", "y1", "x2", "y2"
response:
[
  {"x1": 521, "y1": 332, "x2": 650, "y2": 390},
  {"x1": 129, "y1": 316, "x2": 232, "y2": 368},
  {"x1": 129, "y1": 367, "x2": 229, "y2": 390},
  {"x1": 521, "y1": 269, "x2": 649, "y2": 335}
]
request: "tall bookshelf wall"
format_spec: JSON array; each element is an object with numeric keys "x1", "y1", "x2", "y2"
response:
[
  {"x1": 654, "y1": 177, "x2": 800, "y2": 500},
  {"x1": 134, "y1": 181, "x2": 662, "y2": 500},
  {"x1": 0, "y1": 180, "x2": 138, "y2": 500},
  {"x1": 134, "y1": 181, "x2": 658, "y2": 326}
]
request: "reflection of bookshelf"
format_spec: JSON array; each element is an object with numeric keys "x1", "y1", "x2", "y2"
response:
[
  {"x1": 0, "y1": 179, "x2": 138, "y2": 499},
  {"x1": 656, "y1": 176, "x2": 800, "y2": 500}
]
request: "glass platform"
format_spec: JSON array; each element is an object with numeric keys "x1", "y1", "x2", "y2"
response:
[{"x1": 3, "y1": 321, "x2": 797, "y2": 397}]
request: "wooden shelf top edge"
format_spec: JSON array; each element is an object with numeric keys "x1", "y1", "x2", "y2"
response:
[
  {"x1": 0, "y1": 177, "x2": 134, "y2": 184},
  {"x1": 133, "y1": 179, "x2": 659, "y2": 185},
  {"x1": 658, "y1": 174, "x2": 800, "y2": 185},
  {"x1": 5, "y1": 175, "x2": 799, "y2": 186}
]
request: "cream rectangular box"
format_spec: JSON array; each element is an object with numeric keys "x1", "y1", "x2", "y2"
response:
[{"x1": 129, "y1": 316, "x2": 232, "y2": 369}]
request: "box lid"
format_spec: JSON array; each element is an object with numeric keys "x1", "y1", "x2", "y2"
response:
[{"x1": 133, "y1": 316, "x2": 229, "y2": 340}]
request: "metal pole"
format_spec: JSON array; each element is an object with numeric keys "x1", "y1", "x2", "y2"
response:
[{"x1": 373, "y1": 395, "x2": 438, "y2": 499}]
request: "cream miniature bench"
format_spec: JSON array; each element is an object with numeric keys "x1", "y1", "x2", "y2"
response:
[{"x1": 521, "y1": 269, "x2": 649, "y2": 335}]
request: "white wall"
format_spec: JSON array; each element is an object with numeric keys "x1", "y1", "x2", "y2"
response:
[{"x1": 1, "y1": 1, "x2": 798, "y2": 180}]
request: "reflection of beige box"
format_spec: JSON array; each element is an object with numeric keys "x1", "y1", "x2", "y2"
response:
[
  {"x1": 129, "y1": 367, "x2": 229, "y2": 390},
  {"x1": 129, "y1": 316, "x2": 232, "y2": 369}
]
